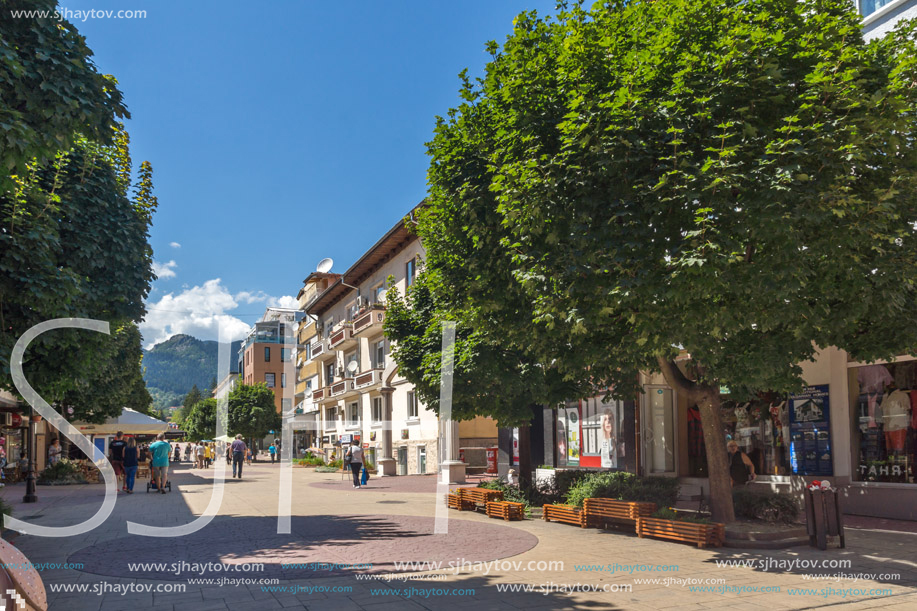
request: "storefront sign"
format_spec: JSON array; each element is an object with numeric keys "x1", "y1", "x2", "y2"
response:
[
  {"x1": 789, "y1": 385, "x2": 832, "y2": 476},
  {"x1": 9, "y1": 413, "x2": 21, "y2": 428}
]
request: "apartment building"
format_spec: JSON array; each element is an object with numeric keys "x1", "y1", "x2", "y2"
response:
[
  {"x1": 238, "y1": 307, "x2": 300, "y2": 414},
  {"x1": 301, "y1": 212, "x2": 497, "y2": 478},
  {"x1": 292, "y1": 272, "x2": 339, "y2": 451}
]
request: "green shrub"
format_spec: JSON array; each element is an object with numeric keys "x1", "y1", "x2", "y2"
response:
[
  {"x1": 294, "y1": 455, "x2": 325, "y2": 466},
  {"x1": 565, "y1": 471, "x2": 679, "y2": 509},
  {"x1": 553, "y1": 469, "x2": 594, "y2": 497},
  {"x1": 38, "y1": 459, "x2": 86, "y2": 485},
  {"x1": 651, "y1": 507, "x2": 709, "y2": 523},
  {"x1": 477, "y1": 480, "x2": 536, "y2": 515},
  {"x1": 733, "y1": 488, "x2": 800, "y2": 524}
]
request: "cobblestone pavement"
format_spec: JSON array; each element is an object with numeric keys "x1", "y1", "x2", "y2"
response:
[{"x1": 4, "y1": 461, "x2": 917, "y2": 610}]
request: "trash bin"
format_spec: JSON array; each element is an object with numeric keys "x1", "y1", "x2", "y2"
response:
[{"x1": 805, "y1": 488, "x2": 845, "y2": 550}]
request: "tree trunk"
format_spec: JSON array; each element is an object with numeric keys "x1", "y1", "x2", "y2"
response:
[
  {"x1": 518, "y1": 421, "x2": 532, "y2": 489},
  {"x1": 696, "y1": 389, "x2": 735, "y2": 523},
  {"x1": 656, "y1": 357, "x2": 735, "y2": 523}
]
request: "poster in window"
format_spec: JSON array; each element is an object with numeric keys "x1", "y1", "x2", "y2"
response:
[
  {"x1": 565, "y1": 407, "x2": 580, "y2": 466},
  {"x1": 599, "y1": 404, "x2": 618, "y2": 469},
  {"x1": 788, "y1": 384, "x2": 832, "y2": 476}
]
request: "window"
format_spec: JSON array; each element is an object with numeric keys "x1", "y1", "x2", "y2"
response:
[
  {"x1": 347, "y1": 402, "x2": 360, "y2": 427},
  {"x1": 406, "y1": 258, "x2": 416, "y2": 287},
  {"x1": 372, "y1": 396, "x2": 383, "y2": 423},
  {"x1": 347, "y1": 300, "x2": 359, "y2": 321},
  {"x1": 859, "y1": 0, "x2": 899, "y2": 18},
  {"x1": 407, "y1": 391, "x2": 418, "y2": 419},
  {"x1": 281, "y1": 373, "x2": 287, "y2": 388},
  {"x1": 373, "y1": 340, "x2": 385, "y2": 369},
  {"x1": 418, "y1": 445, "x2": 427, "y2": 473},
  {"x1": 264, "y1": 347, "x2": 271, "y2": 362},
  {"x1": 281, "y1": 348, "x2": 288, "y2": 362},
  {"x1": 326, "y1": 407, "x2": 337, "y2": 429},
  {"x1": 265, "y1": 373, "x2": 276, "y2": 388},
  {"x1": 326, "y1": 362, "x2": 335, "y2": 385},
  {"x1": 304, "y1": 342, "x2": 312, "y2": 360},
  {"x1": 374, "y1": 283, "x2": 385, "y2": 303}
]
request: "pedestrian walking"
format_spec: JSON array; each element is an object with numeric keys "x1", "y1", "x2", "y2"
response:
[
  {"x1": 123, "y1": 437, "x2": 139, "y2": 494},
  {"x1": 149, "y1": 433, "x2": 171, "y2": 494},
  {"x1": 173, "y1": 444, "x2": 181, "y2": 463},
  {"x1": 204, "y1": 443, "x2": 212, "y2": 468},
  {"x1": 109, "y1": 431, "x2": 127, "y2": 492},
  {"x1": 184, "y1": 444, "x2": 191, "y2": 461},
  {"x1": 268, "y1": 443, "x2": 276, "y2": 464},
  {"x1": 231, "y1": 434, "x2": 247, "y2": 479},
  {"x1": 345, "y1": 440, "x2": 363, "y2": 488},
  {"x1": 245, "y1": 447, "x2": 253, "y2": 465},
  {"x1": 196, "y1": 442, "x2": 205, "y2": 469}
]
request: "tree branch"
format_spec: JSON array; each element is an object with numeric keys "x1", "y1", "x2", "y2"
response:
[{"x1": 655, "y1": 356, "x2": 699, "y2": 399}]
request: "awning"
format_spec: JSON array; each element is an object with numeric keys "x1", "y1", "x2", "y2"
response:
[{"x1": 72, "y1": 408, "x2": 170, "y2": 436}]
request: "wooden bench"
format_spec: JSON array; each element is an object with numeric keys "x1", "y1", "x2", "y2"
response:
[
  {"x1": 583, "y1": 498, "x2": 655, "y2": 529},
  {"x1": 457, "y1": 487, "x2": 504, "y2": 506},
  {"x1": 445, "y1": 493, "x2": 475, "y2": 511},
  {"x1": 542, "y1": 504, "x2": 587, "y2": 527},
  {"x1": 486, "y1": 501, "x2": 525, "y2": 521},
  {"x1": 636, "y1": 516, "x2": 725, "y2": 548}
]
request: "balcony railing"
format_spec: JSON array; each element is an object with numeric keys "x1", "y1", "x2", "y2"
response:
[
  {"x1": 312, "y1": 387, "x2": 326, "y2": 403},
  {"x1": 354, "y1": 368, "x2": 383, "y2": 390},
  {"x1": 353, "y1": 307, "x2": 385, "y2": 336},
  {"x1": 329, "y1": 323, "x2": 357, "y2": 351},
  {"x1": 330, "y1": 377, "x2": 356, "y2": 398}
]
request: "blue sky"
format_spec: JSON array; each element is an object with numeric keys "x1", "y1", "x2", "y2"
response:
[{"x1": 67, "y1": 0, "x2": 556, "y2": 346}]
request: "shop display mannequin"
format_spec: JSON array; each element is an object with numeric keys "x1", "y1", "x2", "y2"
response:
[
  {"x1": 881, "y1": 386, "x2": 911, "y2": 452},
  {"x1": 858, "y1": 364, "x2": 894, "y2": 427}
]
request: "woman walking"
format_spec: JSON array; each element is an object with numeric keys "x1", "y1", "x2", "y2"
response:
[{"x1": 123, "y1": 437, "x2": 139, "y2": 494}]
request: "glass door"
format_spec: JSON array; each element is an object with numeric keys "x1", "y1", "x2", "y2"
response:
[{"x1": 645, "y1": 387, "x2": 675, "y2": 473}]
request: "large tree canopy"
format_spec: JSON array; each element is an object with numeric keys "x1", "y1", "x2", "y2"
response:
[
  {"x1": 417, "y1": 0, "x2": 917, "y2": 521},
  {"x1": 0, "y1": 0, "x2": 128, "y2": 186},
  {"x1": 0, "y1": 130, "x2": 157, "y2": 421}
]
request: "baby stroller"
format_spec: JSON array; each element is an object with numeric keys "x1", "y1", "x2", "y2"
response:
[{"x1": 146, "y1": 467, "x2": 172, "y2": 493}]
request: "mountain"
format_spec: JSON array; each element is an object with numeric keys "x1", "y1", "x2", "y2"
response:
[{"x1": 143, "y1": 334, "x2": 242, "y2": 409}]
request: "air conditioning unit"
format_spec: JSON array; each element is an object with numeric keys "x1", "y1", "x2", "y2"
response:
[{"x1": 1, "y1": 413, "x2": 11, "y2": 427}]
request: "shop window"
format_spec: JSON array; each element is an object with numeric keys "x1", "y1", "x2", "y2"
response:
[
  {"x1": 582, "y1": 396, "x2": 622, "y2": 469},
  {"x1": 851, "y1": 361, "x2": 916, "y2": 483},
  {"x1": 720, "y1": 395, "x2": 793, "y2": 477}
]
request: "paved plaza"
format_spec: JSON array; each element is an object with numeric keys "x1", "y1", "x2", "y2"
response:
[{"x1": 3, "y1": 460, "x2": 917, "y2": 610}]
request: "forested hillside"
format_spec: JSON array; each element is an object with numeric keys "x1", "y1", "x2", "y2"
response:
[{"x1": 143, "y1": 334, "x2": 241, "y2": 409}]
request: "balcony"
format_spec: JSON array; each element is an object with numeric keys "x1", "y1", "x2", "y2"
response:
[
  {"x1": 329, "y1": 323, "x2": 358, "y2": 351},
  {"x1": 310, "y1": 338, "x2": 334, "y2": 361},
  {"x1": 312, "y1": 387, "x2": 327, "y2": 403},
  {"x1": 354, "y1": 368, "x2": 383, "y2": 390},
  {"x1": 352, "y1": 307, "x2": 386, "y2": 337},
  {"x1": 329, "y1": 377, "x2": 357, "y2": 399}
]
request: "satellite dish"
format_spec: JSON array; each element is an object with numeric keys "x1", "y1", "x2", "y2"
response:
[
  {"x1": 316, "y1": 258, "x2": 333, "y2": 273},
  {"x1": 346, "y1": 361, "x2": 359, "y2": 373}
]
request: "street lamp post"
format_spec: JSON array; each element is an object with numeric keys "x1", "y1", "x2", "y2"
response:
[{"x1": 23, "y1": 410, "x2": 38, "y2": 503}]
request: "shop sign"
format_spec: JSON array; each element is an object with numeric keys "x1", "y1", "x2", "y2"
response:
[
  {"x1": 341, "y1": 434, "x2": 352, "y2": 444},
  {"x1": 512, "y1": 428, "x2": 519, "y2": 465},
  {"x1": 9, "y1": 413, "x2": 21, "y2": 428},
  {"x1": 565, "y1": 407, "x2": 580, "y2": 466},
  {"x1": 362, "y1": 443, "x2": 369, "y2": 449}
]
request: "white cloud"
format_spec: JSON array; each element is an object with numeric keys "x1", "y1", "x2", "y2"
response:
[
  {"x1": 141, "y1": 279, "x2": 252, "y2": 348},
  {"x1": 269, "y1": 295, "x2": 299, "y2": 309},
  {"x1": 152, "y1": 260, "x2": 178, "y2": 279},
  {"x1": 235, "y1": 290, "x2": 271, "y2": 304},
  {"x1": 169, "y1": 242, "x2": 181, "y2": 249}
]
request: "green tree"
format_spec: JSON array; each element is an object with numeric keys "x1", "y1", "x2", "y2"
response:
[
  {"x1": 0, "y1": 0, "x2": 128, "y2": 187},
  {"x1": 1, "y1": 130, "x2": 157, "y2": 421},
  {"x1": 183, "y1": 385, "x2": 203, "y2": 412},
  {"x1": 183, "y1": 399, "x2": 216, "y2": 441},
  {"x1": 228, "y1": 384, "x2": 280, "y2": 442},
  {"x1": 417, "y1": 0, "x2": 917, "y2": 521},
  {"x1": 384, "y1": 271, "x2": 583, "y2": 486},
  {"x1": 58, "y1": 322, "x2": 153, "y2": 422}
]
